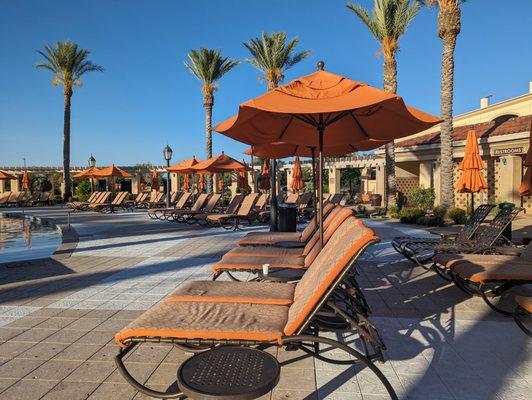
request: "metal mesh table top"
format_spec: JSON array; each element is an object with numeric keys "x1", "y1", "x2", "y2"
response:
[{"x1": 177, "y1": 346, "x2": 280, "y2": 400}]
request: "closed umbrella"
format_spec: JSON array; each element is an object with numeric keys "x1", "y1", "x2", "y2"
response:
[
  {"x1": 238, "y1": 168, "x2": 250, "y2": 191},
  {"x1": 519, "y1": 122, "x2": 532, "y2": 197},
  {"x1": 216, "y1": 63, "x2": 440, "y2": 247},
  {"x1": 21, "y1": 170, "x2": 30, "y2": 191},
  {"x1": 197, "y1": 174, "x2": 206, "y2": 192},
  {"x1": 182, "y1": 174, "x2": 191, "y2": 191},
  {"x1": 259, "y1": 159, "x2": 271, "y2": 191},
  {"x1": 290, "y1": 157, "x2": 305, "y2": 193},
  {"x1": 456, "y1": 130, "x2": 487, "y2": 214}
]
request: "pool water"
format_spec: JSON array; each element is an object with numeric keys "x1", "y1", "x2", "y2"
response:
[{"x1": 0, "y1": 213, "x2": 62, "y2": 264}]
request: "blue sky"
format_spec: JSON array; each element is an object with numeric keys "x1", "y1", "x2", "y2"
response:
[{"x1": 1, "y1": 0, "x2": 531, "y2": 167}]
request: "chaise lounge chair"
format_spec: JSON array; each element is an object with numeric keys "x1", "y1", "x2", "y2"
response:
[
  {"x1": 193, "y1": 194, "x2": 244, "y2": 226},
  {"x1": 206, "y1": 193, "x2": 259, "y2": 230},
  {"x1": 113, "y1": 216, "x2": 397, "y2": 399},
  {"x1": 169, "y1": 193, "x2": 210, "y2": 223},
  {"x1": 150, "y1": 192, "x2": 192, "y2": 220}
]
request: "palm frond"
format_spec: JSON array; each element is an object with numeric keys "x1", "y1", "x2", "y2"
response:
[
  {"x1": 36, "y1": 40, "x2": 103, "y2": 90},
  {"x1": 184, "y1": 48, "x2": 239, "y2": 94}
]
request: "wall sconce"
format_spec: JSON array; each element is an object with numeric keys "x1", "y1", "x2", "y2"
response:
[{"x1": 501, "y1": 157, "x2": 507, "y2": 166}]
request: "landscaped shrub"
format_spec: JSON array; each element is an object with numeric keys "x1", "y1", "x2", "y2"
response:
[
  {"x1": 407, "y1": 187, "x2": 435, "y2": 210},
  {"x1": 388, "y1": 205, "x2": 400, "y2": 218},
  {"x1": 399, "y1": 208, "x2": 426, "y2": 224},
  {"x1": 447, "y1": 207, "x2": 467, "y2": 224},
  {"x1": 396, "y1": 192, "x2": 407, "y2": 210},
  {"x1": 75, "y1": 179, "x2": 92, "y2": 202}
]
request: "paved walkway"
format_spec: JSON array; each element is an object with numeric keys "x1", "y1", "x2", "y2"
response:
[{"x1": 0, "y1": 207, "x2": 530, "y2": 400}]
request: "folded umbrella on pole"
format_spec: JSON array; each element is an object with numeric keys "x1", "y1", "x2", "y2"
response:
[
  {"x1": 259, "y1": 159, "x2": 271, "y2": 191},
  {"x1": 290, "y1": 156, "x2": 305, "y2": 193},
  {"x1": 456, "y1": 130, "x2": 487, "y2": 214}
]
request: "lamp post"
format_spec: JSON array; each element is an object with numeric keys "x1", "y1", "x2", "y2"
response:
[
  {"x1": 163, "y1": 145, "x2": 173, "y2": 208},
  {"x1": 88, "y1": 154, "x2": 96, "y2": 192}
]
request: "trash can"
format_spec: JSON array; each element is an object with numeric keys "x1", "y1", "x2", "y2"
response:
[
  {"x1": 277, "y1": 203, "x2": 297, "y2": 232},
  {"x1": 371, "y1": 194, "x2": 382, "y2": 207},
  {"x1": 498, "y1": 202, "x2": 515, "y2": 243}
]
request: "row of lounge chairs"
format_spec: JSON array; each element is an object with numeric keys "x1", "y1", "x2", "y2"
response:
[
  {"x1": 114, "y1": 204, "x2": 399, "y2": 398},
  {"x1": 392, "y1": 204, "x2": 531, "y2": 334},
  {"x1": 0, "y1": 191, "x2": 51, "y2": 207}
]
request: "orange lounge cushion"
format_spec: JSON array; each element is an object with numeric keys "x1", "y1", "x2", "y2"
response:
[
  {"x1": 223, "y1": 246, "x2": 304, "y2": 259},
  {"x1": 115, "y1": 301, "x2": 288, "y2": 348},
  {"x1": 434, "y1": 254, "x2": 521, "y2": 269},
  {"x1": 453, "y1": 262, "x2": 532, "y2": 283},
  {"x1": 238, "y1": 232, "x2": 302, "y2": 246},
  {"x1": 168, "y1": 280, "x2": 295, "y2": 306},
  {"x1": 515, "y1": 296, "x2": 532, "y2": 313},
  {"x1": 207, "y1": 213, "x2": 238, "y2": 221}
]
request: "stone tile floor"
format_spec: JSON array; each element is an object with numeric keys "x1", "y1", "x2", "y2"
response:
[{"x1": 0, "y1": 207, "x2": 530, "y2": 399}]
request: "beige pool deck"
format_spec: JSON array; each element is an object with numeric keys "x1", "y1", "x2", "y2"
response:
[{"x1": 0, "y1": 207, "x2": 530, "y2": 400}]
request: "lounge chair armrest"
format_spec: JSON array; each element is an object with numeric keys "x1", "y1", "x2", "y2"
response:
[
  {"x1": 487, "y1": 246, "x2": 524, "y2": 256},
  {"x1": 439, "y1": 232, "x2": 457, "y2": 239}
]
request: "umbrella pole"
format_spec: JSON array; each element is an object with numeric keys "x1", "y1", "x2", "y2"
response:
[
  {"x1": 310, "y1": 147, "x2": 317, "y2": 212},
  {"x1": 317, "y1": 128, "x2": 324, "y2": 249},
  {"x1": 471, "y1": 192, "x2": 474, "y2": 215},
  {"x1": 270, "y1": 159, "x2": 278, "y2": 232}
]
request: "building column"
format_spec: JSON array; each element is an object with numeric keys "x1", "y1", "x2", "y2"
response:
[
  {"x1": 230, "y1": 175, "x2": 238, "y2": 197},
  {"x1": 286, "y1": 168, "x2": 294, "y2": 193},
  {"x1": 11, "y1": 178, "x2": 20, "y2": 193},
  {"x1": 375, "y1": 165, "x2": 385, "y2": 197},
  {"x1": 131, "y1": 173, "x2": 140, "y2": 194},
  {"x1": 419, "y1": 162, "x2": 432, "y2": 189},
  {"x1": 434, "y1": 163, "x2": 442, "y2": 206},
  {"x1": 0, "y1": 180, "x2": 5, "y2": 193},
  {"x1": 170, "y1": 173, "x2": 178, "y2": 194},
  {"x1": 497, "y1": 156, "x2": 523, "y2": 205},
  {"x1": 328, "y1": 167, "x2": 341, "y2": 194}
]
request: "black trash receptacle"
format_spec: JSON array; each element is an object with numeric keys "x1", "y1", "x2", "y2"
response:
[
  {"x1": 277, "y1": 203, "x2": 297, "y2": 232},
  {"x1": 498, "y1": 202, "x2": 515, "y2": 243},
  {"x1": 371, "y1": 194, "x2": 382, "y2": 207}
]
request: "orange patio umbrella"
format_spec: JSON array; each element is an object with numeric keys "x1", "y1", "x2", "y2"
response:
[
  {"x1": 259, "y1": 159, "x2": 271, "y2": 191},
  {"x1": 73, "y1": 166, "x2": 102, "y2": 179},
  {"x1": 94, "y1": 165, "x2": 133, "y2": 178},
  {"x1": 456, "y1": 130, "x2": 487, "y2": 213},
  {"x1": 0, "y1": 170, "x2": 16, "y2": 180},
  {"x1": 150, "y1": 169, "x2": 159, "y2": 191},
  {"x1": 191, "y1": 152, "x2": 250, "y2": 173},
  {"x1": 197, "y1": 174, "x2": 206, "y2": 192},
  {"x1": 290, "y1": 156, "x2": 305, "y2": 193},
  {"x1": 182, "y1": 174, "x2": 191, "y2": 191},
  {"x1": 21, "y1": 170, "x2": 30, "y2": 191},
  {"x1": 216, "y1": 63, "x2": 440, "y2": 246},
  {"x1": 519, "y1": 125, "x2": 532, "y2": 197}
]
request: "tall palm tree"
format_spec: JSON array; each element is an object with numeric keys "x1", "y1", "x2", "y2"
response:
[
  {"x1": 243, "y1": 32, "x2": 311, "y2": 230},
  {"x1": 346, "y1": 0, "x2": 420, "y2": 209},
  {"x1": 243, "y1": 32, "x2": 311, "y2": 90},
  {"x1": 423, "y1": 0, "x2": 465, "y2": 210},
  {"x1": 36, "y1": 41, "x2": 103, "y2": 201},
  {"x1": 184, "y1": 48, "x2": 239, "y2": 193}
]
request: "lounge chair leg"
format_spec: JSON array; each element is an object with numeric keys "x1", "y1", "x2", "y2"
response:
[
  {"x1": 513, "y1": 307, "x2": 532, "y2": 337},
  {"x1": 282, "y1": 335, "x2": 398, "y2": 400},
  {"x1": 432, "y1": 263, "x2": 453, "y2": 282},
  {"x1": 479, "y1": 284, "x2": 513, "y2": 317},
  {"x1": 115, "y1": 346, "x2": 186, "y2": 399}
]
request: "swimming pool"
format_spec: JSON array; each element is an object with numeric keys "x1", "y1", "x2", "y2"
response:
[{"x1": 0, "y1": 213, "x2": 62, "y2": 264}]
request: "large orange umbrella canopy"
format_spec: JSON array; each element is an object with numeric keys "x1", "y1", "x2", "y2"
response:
[
  {"x1": 215, "y1": 69, "x2": 440, "y2": 147},
  {"x1": 191, "y1": 152, "x2": 250, "y2": 173},
  {"x1": 150, "y1": 169, "x2": 159, "y2": 190},
  {"x1": 0, "y1": 170, "x2": 16, "y2": 180},
  {"x1": 182, "y1": 174, "x2": 191, "y2": 191},
  {"x1": 259, "y1": 159, "x2": 271, "y2": 190},
  {"x1": 456, "y1": 130, "x2": 487, "y2": 193},
  {"x1": 519, "y1": 123, "x2": 532, "y2": 196},
  {"x1": 73, "y1": 167, "x2": 102, "y2": 179},
  {"x1": 21, "y1": 170, "x2": 30, "y2": 190},
  {"x1": 94, "y1": 165, "x2": 133, "y2": 178},
  {"x1": 197, "y1": 174, "x2": 206, "y2": 192},
  {"x1": 290, "y1": 157, "x2": 305, "y2": 192},
  {"x1": 244, "y1": 140, "x2": 386, "y2": 159},
  {"x1": 167, "y1": 156, "x2": 198, "y2": 173}
]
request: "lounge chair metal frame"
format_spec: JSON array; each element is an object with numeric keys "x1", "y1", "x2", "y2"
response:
[
  {"x1": 404, "y1": 206, "x2": 523, "y2": 269},
  {"x1": 207, "y1": 194, "x2": 258, "y2": 231},
  {"x1": 114, "y1": 236, "x2": 398, "y2": 399},
  {"x1": 513, "y1": 300, "x2": 531, "y2": 336},
  {"x1": 392, "y1": 204, "x2": 495, "y2": 261}
]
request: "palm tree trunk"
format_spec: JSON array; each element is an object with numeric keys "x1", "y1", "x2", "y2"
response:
[
  {"x1": 63, "y1": 89, "x2": 72, "y2": 202},
  {"x1": 204, "y1": 94, "x2": 213, "y2": 194},
  {"x1": 439, "y1": 5, "x2": 461, "y2": 210},
  {"x1": 383, "y1": 55, "x2": 397, "y2": 209}
]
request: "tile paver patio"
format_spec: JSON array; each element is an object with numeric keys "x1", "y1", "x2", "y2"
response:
[{"x1": 0, "y1": 206, "x2": 530, "y2": 399}]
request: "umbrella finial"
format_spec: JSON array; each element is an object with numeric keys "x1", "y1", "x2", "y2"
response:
[{"x1": 317, "y1": 61, "x2": 325, "y2": 71}]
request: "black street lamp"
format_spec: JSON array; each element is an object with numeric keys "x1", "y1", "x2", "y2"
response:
[{"x1": 163, "y1": 145, "x2": 173, "y2": 208}]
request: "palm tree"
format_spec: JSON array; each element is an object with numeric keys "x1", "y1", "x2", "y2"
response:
[
  {"x1": 346, "y1": 0, "x2": 420, "y2": 209},
  {"x1": 243, "y1": 32, "x2": 311, "y2": 90},
  {"x1": 423, "y1": 0, "x2": 465, "y2": 210},
  {"x1": 36, "y1": 41, "x2": 103, "y2": 201},
  {"x1": 184, "y1": 48, "x2": 239, "y2": 193},
  {"x1": 243, "y1": 32, "x2": 311, "y2": 230}
]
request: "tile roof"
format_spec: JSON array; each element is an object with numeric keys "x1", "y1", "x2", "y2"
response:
[{"x1": 396, "y1": 114, "x2": 531, "y2": 148}]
